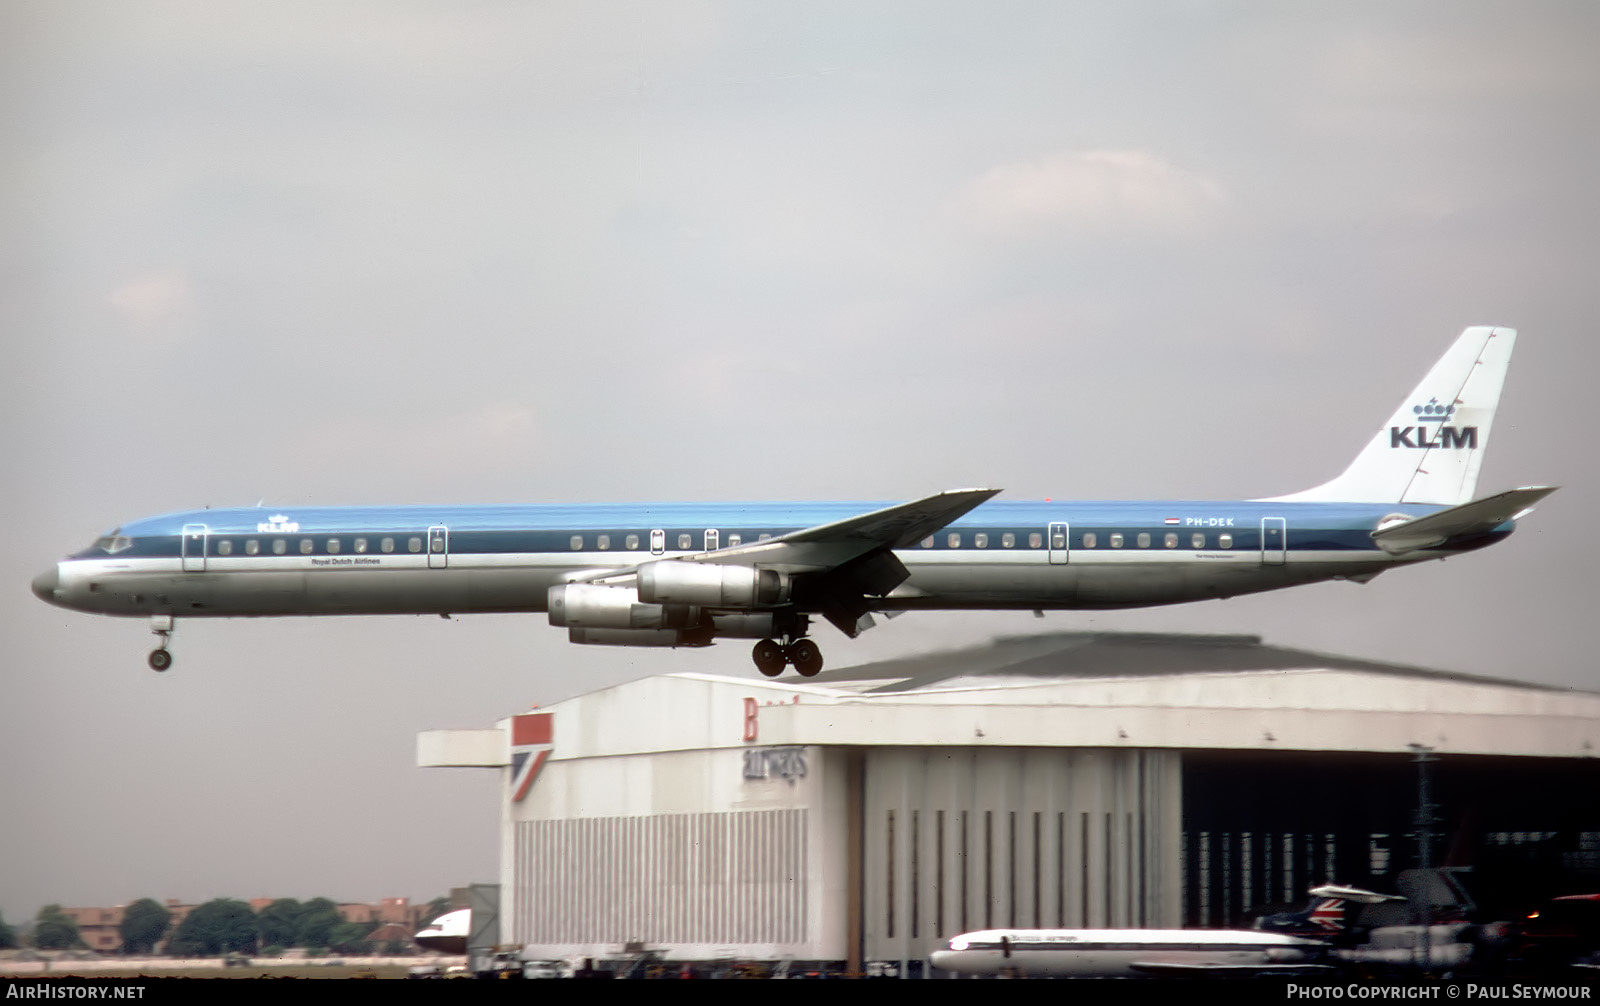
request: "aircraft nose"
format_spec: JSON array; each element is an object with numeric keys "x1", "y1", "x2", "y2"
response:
[{"x1": 31, "y1": 567, "x2": 61, "y2": 604}]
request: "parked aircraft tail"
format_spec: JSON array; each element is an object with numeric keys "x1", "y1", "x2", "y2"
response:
[{"x1": 1264, "y1": 326, "x2": 1516, "y2": 505}]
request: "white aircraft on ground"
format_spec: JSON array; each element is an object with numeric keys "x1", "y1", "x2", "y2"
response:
[
  {"x1": 931, "y1": 873, "x2": 1486, "y2": 977},
  {"x1": 927, "y1": 927, "x2": 1334, "y2": 977},
  {"x1": 413, "y1": 908, "x2": 468, "y2": 955}
]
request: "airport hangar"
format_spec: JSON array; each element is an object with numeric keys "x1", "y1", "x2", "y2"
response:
[{"x1": 419, "y1": 631, "x2": 1600, "y2": 974}]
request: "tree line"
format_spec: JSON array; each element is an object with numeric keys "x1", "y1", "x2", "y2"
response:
[{"x1": 0, "y1": 897, "x2": 451, "y2": 956}]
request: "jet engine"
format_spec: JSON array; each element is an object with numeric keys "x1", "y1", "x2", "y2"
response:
[
  {"x1": 546, "y1": 583, "x2": 699, "y2": 630},
  {"x1": 636, "y1": 561, "x2": 789, "y2": 608},
  {"x1": 549, "y1": 575, "x2": 802, "y2": 651}
]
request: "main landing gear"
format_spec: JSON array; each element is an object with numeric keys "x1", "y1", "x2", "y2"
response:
[
  {"x1": 148, "y1": 615, "x2": 174, "y2": 672},
  {"x1": 752, "y1": 637, "x2": 824, "y2": 678}
]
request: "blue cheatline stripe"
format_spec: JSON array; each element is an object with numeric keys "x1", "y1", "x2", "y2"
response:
[{"x1": 74, "y1": 520, "x2": 1503, "y2": 561}]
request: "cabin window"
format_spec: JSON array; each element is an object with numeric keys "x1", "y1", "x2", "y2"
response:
[
  {"x1": 947, "y1": 532, "x2": 961, "y2": 548},
  {"x1": 1137, "y1": 532, "x2": 1151, "y2": 548},
  {"x1": 1082, "y1": 532, "x2": 1096, "y2": 549},
  {"x1": 1028, "y1": 532, "x2": 1042, "y2": 548},
  {"x1": 625, "y1": 534, "x2": 640, "y2": 550},
  {"x1": 327, "y1": 538, "x2": 341, "y2": 554},
  {"x1": 974, "y1": 533, "x2": 988, "y2": 549},
  {"x1": 408, "y1": 537, "x2": 422, "y2": 553},
  {"x1": 1164, "y1": 532, "x2": 1178, "y2": 548},
  {"x1": 245, "y1": 539, "x2": 259, "y2": 556},
  {"x1": 677, "y1": 533, "x2": 692, "y2": 550},
  {"x1": 921, "y1": 536, "x2": 934, "y2": 548},
  {"x1": 597, "y1": 534, "x2": 610, "y2": 550},
  {"x1": 215, "y1": 540, "x2": 232, "y2": 556},
  {"x1": 1191, "y1": 533, "x2": 1205, "y2": 549},
  {"x1": 758, "y1": 533, "x2": 772, "y2": 542},
  {"x1": 727, "y1": 534, "x2": 741, "y2": 548},
  {"x1": 354, "y1": 538, "x2": 367, "y2": 553},
  {"x1": 298, "y1": 539, "x2": 313, "y2": 554},
  {"x1": 1050, "y1": 529, "x2": 1066, "y2": 549},
  {"x1": 1002, "y1": 532, "x2": 1015, "y2": 548},
  {"x1": 1109, "y1": 533, "x2": 1124, "y2": 548},
  {"x1": 273, "y1": 539, "x2": 287, "y2": 555},
  {"x1": 1218, "y1": 533, "x2": 1233, "y2": 548},
  {"x1": 381, "y1": 537, "x2": 395, "y2": 554},
  {"x1": 570, "y1": 535, "x2": 584, "y2": 550}
]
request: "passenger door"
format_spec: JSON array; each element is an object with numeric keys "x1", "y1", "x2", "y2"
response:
[
  {"x1": 1260, "y1": 517, "x2": 1286, "y2": 566},
  {"x1": 1048, "y1": 522, "x2": 1070, "y2": 565},
  {"x1": 427, "y1": 524, "x2": 449, "y2": 569},
  {"x1": 181, "y1": 523, "x2": 208, "y2": 572}
]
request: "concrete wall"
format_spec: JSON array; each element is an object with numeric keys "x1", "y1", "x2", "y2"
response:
[
  {"x1": 861, "y1": 747, "x2": 1182, "y2": 965},
  {"x1": 505, "y1": 744, "x2": 845, "y2": 961}
]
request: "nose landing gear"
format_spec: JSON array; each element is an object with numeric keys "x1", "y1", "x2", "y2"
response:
[
  {"x1": 751, "y1": 636, "x2": 825, "y2": 678},
  {"x1": 148, "y1": 615, "x2": 174, "y2": 672}
]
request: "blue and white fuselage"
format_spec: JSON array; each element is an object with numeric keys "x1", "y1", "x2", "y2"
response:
[
  {"x1": 37, "y1": 497, "x2": 1500, "y2": 617},
  {"x1": 31, "y1": 326, "x2": 1555, "y2": 677}
]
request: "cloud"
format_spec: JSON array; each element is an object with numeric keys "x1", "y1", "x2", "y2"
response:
[
  {"x1": 108, "y1": 270, "x2": 196, "y2": 346},
  {"x1": 299, "y1": 403, "x2": 542, "y2": 486},
  {"x1": 956, "y1": 149, "x2": 1225, "y2": 238}
]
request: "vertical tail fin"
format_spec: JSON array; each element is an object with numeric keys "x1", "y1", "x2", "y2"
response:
[{"x1": 1264, "y1": 326, "x2": 1516, "y2": 505}]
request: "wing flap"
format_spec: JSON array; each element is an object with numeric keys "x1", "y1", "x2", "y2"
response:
[{"x1": 1371, "y1": 485, "x2": 1558, "y2": 554}]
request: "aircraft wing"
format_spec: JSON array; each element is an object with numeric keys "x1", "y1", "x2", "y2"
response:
[
  {"x1": 1371, "y1": 485, "x2": 1558, "y2": 554},
  {"x1": 685, "y1": 487, "x2": 1003, "y2": 571},
  {"x1": 572, "y1": 488, "x2": 1001, "y2": 638}
]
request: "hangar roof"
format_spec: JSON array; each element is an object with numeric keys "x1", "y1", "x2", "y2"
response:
[
  {"x1": 420, "y1": 633, "x2": 1600, "y2": 767},
  {"x1": 807, "y1": 631, "x2": 1562, "y2": 695}
]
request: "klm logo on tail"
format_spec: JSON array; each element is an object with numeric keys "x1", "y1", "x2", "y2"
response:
[{"x1": 1390, "y1": 398, "x2": 1478, "y2": 450}]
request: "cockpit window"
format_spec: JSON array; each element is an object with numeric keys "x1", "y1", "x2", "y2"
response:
[{"x1": 94, "y1": 533, "x2": 133, "y2": 554}]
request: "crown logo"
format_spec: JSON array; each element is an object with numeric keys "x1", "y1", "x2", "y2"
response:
[
  {"x1": 1411, "y1": 398, "x2": 1455, "y2": 422},
  {"x1": 257, "y1": 514, "x2": 300, "y2": 534}
]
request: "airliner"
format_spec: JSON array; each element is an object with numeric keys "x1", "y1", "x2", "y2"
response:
[
  {"x1": 930, "y1": 875, "x2": 1481, "y2": 976},
  {"x1": 928, "y1": 927, "x2": 1334, "y2": 977},
  {"x1": 32, "y1": 326, "x2": 1554, "y2": 678},
  {"x1": 413, "y1": 908, "x2": 469, "y2": 955}
]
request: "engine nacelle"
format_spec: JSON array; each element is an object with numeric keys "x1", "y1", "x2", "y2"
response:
[
  {"x1": 709, "y1": 613, "x2": 777, "y2": 639},
  {"x1": 547, "y1": 583, "x2": 698, "y2": 630},
  {"x1": 568, "y1": 627, "x2": 714, "y2": 648},
  {"x1": 636, "y1": 561, "x2": 789, "y2": 608}
]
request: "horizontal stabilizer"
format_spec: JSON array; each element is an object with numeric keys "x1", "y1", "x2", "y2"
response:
[
  {"x1": 1306, "y1": 884, "x2": 1404, "y2": 904},
  {"x1": 1371, "y1": 486, "x2": 1558, "y2": 554}
]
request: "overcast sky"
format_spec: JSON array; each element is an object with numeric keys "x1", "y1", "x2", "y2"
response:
[{"x1": 4, "y1": 1, "x2": 1598, "y2": 927}]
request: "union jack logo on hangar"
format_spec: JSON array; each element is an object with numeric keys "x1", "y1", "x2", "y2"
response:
[{"x1": 509, "y1": 711, "x2": 554, "y2": 803}]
